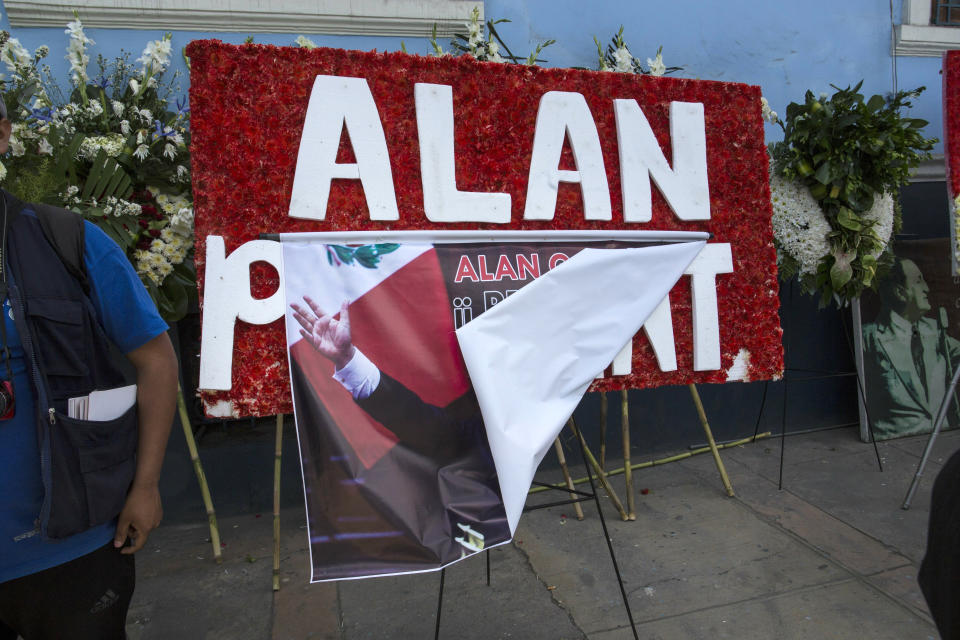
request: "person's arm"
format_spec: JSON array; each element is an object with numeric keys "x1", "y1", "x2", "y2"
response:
[{"x1": 112, "y1": 332, "x2": 179, "y2": 554}]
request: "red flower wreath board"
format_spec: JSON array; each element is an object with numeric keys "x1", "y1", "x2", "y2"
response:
[{"x1": 186, "y1": 40, "x2": 783, "y2": 417}]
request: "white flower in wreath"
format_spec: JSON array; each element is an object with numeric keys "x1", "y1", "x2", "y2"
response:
[
  {"x1": 769, "y1": 167, "x2": 832, "y2": 276},
  {"x1": 647, "y1": 51, "x2": 666, "y2": 77},
  {"x1": 862, "y1": 191, "x2": 895, "y2": 258},
  {"x1": 8, "y1": 134, "x2": 25, "y2": 158},
  {"x1": 612, "y1": 45, "x2": 634, "y2": 73},
  {"x1": 760, "y1": 97, "x2": 778, "y2": 123},
  {"x1": 133, "y1": 144, "x2": 149, "y2": 160},
  {"x1": 294, "y1": 35, "x2": 317, "y2": 49},
  {"x1": 0, "y1": 37, "x2": 31, "y2": 74},
  {"x1": 487, "y1": 40, "x2": 503, "y2": 63},
  {"x1": 37, "y1": 138, "x2": 53, "y2": 156},
  {"x1": 137, "y1": 36, "x2": 172, "y2": 74}
]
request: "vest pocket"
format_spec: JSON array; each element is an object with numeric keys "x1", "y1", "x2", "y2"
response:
[
  {"x1": 47, "y1": 405, "x2": 138, "y2": 537},
  {"x1": 26, "y1": 297, "x2": 89, "y2": 378}
]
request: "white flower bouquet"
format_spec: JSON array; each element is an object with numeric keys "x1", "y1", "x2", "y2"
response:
[{"x1": 0, "y1": 16, "x2": 193, "y2": 321}]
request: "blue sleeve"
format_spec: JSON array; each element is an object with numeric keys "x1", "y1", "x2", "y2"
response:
[{"x1": 82, "y1": 221, "x2": 168, "y2": 353}]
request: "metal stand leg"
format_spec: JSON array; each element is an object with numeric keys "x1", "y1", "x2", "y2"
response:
[
  {"x1": 571, "y1": 416, "x2": 639, "y2": 640},
  {"x1": 486, "y1": 549, "x2": 491, "y2": 586},
  {"x1": 903, "y1": 364, "x2": 960, "y2": 509},
  {"x1": 434, "y1": 568, "x2": 446, "y2": 640}
]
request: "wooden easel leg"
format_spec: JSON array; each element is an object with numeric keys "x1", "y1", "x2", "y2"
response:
[
  {"x1": 599, "y1": 392, "x2": 608, "y2": 471},
  {"x1": 621, "y1": 390, "x2": 636, "y2": 520},
  {"x1": 177, "y1": 385, "x2": 222, "y2": 563},
  {"x1": 687, "y1": 384, "x2": 735, "y2": 497},
  {"x1": 553, "y1": 437, "x2": 584, "y2": 520},
  {"x1": 568, "y1": 417, "x2": 629, "y2": 521},
  {"x1": 273, "y1": 414, "x2": 283, "y2": 592}
]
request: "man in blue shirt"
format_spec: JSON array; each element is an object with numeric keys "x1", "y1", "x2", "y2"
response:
[{"x1": 0, "y1": 101, "x2": 178, "y2": 638}]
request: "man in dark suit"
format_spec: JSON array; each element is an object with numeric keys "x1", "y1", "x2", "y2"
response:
[
  {"x1": 862, "y1": 258, "x2": 960, "y2": 439},
  {"x1": 290, "y1": 296, "x2": 508, "y2": 577}
]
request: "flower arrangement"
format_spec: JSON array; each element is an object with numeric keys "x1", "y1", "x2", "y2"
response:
[
  {"x1": 187, "y1": 38, "x2": 781, "y2": 415},
  {"x1": 427, "y1": 7, "x2": 555, "y2": 65},
  {"x1": 0, "y1": 16, "x2": 194, "y2": 321},
  {"x1": 594, "y1": 27, "x2": 679, "y2": 76},
  {"x1": 768, "y1": 82, "x2": 936, "y2": 306}
]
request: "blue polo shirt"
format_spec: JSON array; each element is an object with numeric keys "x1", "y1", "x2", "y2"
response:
[{"x1": 0, "y1": 220, "x2": 168, "y2": 583}]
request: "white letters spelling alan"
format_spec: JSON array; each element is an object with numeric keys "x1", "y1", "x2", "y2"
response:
[{"x1": 199, "y1": 76, "x2": 732, "y2": 391}]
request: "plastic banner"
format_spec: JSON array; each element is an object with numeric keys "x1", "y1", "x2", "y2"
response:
[{"x1": 281, "y1": 231, "x2": 705, "y2": 581}]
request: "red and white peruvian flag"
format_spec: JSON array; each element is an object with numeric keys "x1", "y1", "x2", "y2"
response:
[{"x1": 281, "y1": 231, "x2": 705, "y2": 581}]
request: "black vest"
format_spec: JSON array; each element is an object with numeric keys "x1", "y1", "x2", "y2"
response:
[{"x1": 3, "y1": 192, "x2": 137, "y2": 539}]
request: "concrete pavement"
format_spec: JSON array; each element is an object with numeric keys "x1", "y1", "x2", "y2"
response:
[{"x1": 127, "y1": 426, "x2": 955, "y2": 639}]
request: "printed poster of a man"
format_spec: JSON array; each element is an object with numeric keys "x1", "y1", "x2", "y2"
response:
[{"x1": 861, "y1": 240, "x2": 960, "y2": 440}]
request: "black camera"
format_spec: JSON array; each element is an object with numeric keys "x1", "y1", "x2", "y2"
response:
[{"x1": 0, "y1": 380, "x2": 15, "y2": 420}]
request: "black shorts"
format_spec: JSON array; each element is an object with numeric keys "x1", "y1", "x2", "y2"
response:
[{"x1": 0, "y1": 541, "x2": 135, "y2": 640}]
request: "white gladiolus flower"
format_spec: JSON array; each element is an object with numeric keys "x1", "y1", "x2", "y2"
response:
[
  {"x1": 137, "y1": 35, "x2": 173, "y2": 75},
  {"x1": 120, "y1": 120, "x2": 131, "y2": 135},
  {"x1": 1, "y1": 38, "x2": 31, "y2": 73},
  {"x1": 487, "y1": 40, "x2": 503, "y2": 63},
  {"x1": 133, "y1": 144, "x2": 149, "y2": 160},
  {"x1": 760, "y1": 97, "x2": 779, "y2": 123},
  {"x1": 129, "y1": 78, "x2": 140, "y2": 94},
  {"x1": 138, "y1": 108, "x2": 152, "y2": 122},
  {"x1": 163, "y1": 143, "x2": 176, "y2": 160},
  {"x1": 64, "y1": 19, "x2": 94, "y2": 87},
  {"x1": 112, "y1": 100, "x2": 124, "y2": 117},
  {"x1": 612, "y1": 46, "x2": 633, "y2": 73},
  {"x1": 647, "y1": 51, "x2": 666, "y2": 77}
]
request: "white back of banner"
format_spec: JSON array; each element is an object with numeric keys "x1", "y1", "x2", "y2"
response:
[{"x1": 455, "y1": 240, "x2": 706, "y2": 532}]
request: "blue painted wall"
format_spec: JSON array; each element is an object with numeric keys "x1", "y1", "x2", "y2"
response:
[{"x1": 0, "y1": 0, "x2": 945, "y2": 150}]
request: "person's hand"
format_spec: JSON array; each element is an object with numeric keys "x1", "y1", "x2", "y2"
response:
[
  {"x1": 114, "y1": 483, "x2": 163, "y2": 554},
  {"x1": 290, "y1": 298, "x2": 355, "y2": 369}
]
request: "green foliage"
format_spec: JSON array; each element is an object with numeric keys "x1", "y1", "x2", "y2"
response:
[{"x1": 770, "y1": 82, "x2": 936, "y2": 305}]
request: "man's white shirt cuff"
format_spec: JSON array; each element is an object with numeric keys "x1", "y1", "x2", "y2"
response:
[{"x1": 333, "y1": 349, "x2": 381, "y2": 400}]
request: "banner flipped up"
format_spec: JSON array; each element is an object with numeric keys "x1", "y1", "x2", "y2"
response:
[{"x1": 281, "y1": 231, "x2": 705, "y2": 581}]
